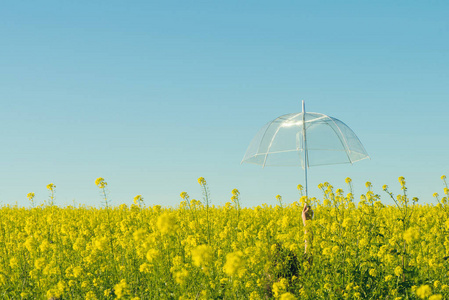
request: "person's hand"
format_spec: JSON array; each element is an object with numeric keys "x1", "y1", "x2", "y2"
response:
[{"x1": 302, "y1": 203, "x2": 313, "y2": 226}]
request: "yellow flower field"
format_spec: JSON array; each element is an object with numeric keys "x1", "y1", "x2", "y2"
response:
[{"x1": 1, "y1": 177, "x2": 448, "y2": 299}]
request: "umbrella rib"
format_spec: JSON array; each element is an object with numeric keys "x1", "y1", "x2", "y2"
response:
[
  {"x1": 329, "y1": 116, "x2": 370, "y2": 162},
  {"x1": 324, "y1": 116, "x2": 353, "y2": 164},
  {"x1": 253, "y1": 148, "x2": 361, "y2": 156},
  {"x1": 329, "y1": 117, "x2": 370, "y2": 160},
  {"x1": 241, "y1": 117, "x2": 280, "y2": 164},
  {"x1": 256, "y1": 119, "x2": 277, "y2": 153},
  {"x1": 262, "y1": 113, "x2": 300, "y2": 167},
  {"x1": 350, "y1": 156, "x2": 370, "y2": 163}
]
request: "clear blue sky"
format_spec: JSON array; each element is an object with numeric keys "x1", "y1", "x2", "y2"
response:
[{"x1": 1, "y1": 1, "x2": 448, "y2": 207}]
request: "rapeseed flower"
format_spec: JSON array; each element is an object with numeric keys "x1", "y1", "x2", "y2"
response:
[
  {"x1": 394, "y1": 266, "x2": 403, "y2": 277},
  {"x1": 280, "y1": 292, "x2": 297, "y2": 300},
  {"x1": 27, "y1": 192, "x2": 35, "y2": 201},
  {"x1": 114, "y1": 279, "x2": 130, "y2": 299},
  {"x1": 416, "y1": 285, "x2": 432, "y2": 299},
  {"x1": 85, "y1": 291, "x2": 97, "y2": 300},
  {"x1": 156, "y1": 212, "x2": 178, "y2": 234},
  {"x1": 133, "y1": 195, "x2": 143, "y2": 205},
  {"x1": 191, "y1": 244, "x2": 212, "y2": 267},
  {"x1": 404, "y1": 227, "x2": 419, "y2": 243},
  {"x1": 272, "y1": 278, "x2": 288, "y2": 297},
  {"x1": 198, "y1": 177, "x2": 206, "y2": 186},
  {"x1": 95, "y1": 177, "x2": 107, "y2": 188},
  {"x1": 174, "y1": 268, "x2": 189, "y2": 285},
  {"x1": 223, "y1": 251, "x2": 244, "y2": 276},
  {"x1": 34, "y1": 258, "x2": 46, "y2": 270},
  {"x1": 146, "y1": 249, "x2": 159, "y2": 263}
]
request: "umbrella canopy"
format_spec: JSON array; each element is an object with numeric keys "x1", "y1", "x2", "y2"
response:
[{"x1": 241, "y1": 101, "x2": 369, "y2": 195}]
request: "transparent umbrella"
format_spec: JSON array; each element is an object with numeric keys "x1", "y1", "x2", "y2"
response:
[{"x1": 241, "y1": 101, "x2": 369, "y2": 196}]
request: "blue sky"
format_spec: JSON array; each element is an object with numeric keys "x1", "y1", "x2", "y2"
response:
[{"x1": 0, "y1": 1, "x2": 448, "y2": 207}]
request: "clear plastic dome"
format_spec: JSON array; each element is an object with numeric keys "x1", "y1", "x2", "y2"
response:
[{"x1": 242, "y1": 112, "x2": 369, "y2": 169}]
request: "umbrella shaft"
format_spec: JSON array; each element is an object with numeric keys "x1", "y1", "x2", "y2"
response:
[{"x1": 302, "y1": 100, "x2": 308, "y2": 199}]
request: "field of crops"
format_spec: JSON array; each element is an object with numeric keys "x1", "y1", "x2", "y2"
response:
[{"x1": 0, "y1": 177, "x2": 448, "y2": 299}]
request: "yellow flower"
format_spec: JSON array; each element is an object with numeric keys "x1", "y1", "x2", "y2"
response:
[
  {"x1": 133, "y1": 228, "x2": 146, "y2": 242},
  {"x1": 297, "y1": 184, "x2": 303, "y2": 190},
  {"x1": 232, "y1": 188, "x2": 240, "y2": 196},
  {"x1": 85, "y1": 291, "x2": 97, "y2": 300},
  {"x1": 46, "y1": 183, "x2": 56, "y2": 191},
  {"x1": 369, "y1": 268, "x2": 377, "y2": 277},
  {"x1": 94, "y1": 237, "x2": 109, "y2": 251},
  {"x1": 433, "y1": 193, "x2": 439, "y2": 198},
  {"x1": 198, "y1": 177, "x2": 206, "y2": 186},
  {"x1": 180, "y1": 192, "x2": 189, "y2": 200},
  {"x1": 34, "y1": 258, "x2": 46, "y2": 270},
  {"x1": 133, "y1": 195, "x2": 143, "y2": 205},
  {"x1": 280, "y1": 292, "x2": 297, "y2": 300},
  {"x1": 345, "y1": 177, "x2": 352, "y2": 184},
  {"x1": 191, "y1": 245, "x2": 212, "y2": 267},
  {"x1": 429, "y1": 295, "x2": 443, "y2": 300},
  {"x1": 416, "y1": 285, "x2": 432, "y2": 299},
  {"x1": 24, "y1": 236, "x2": 38, "y2": 252},
  {"x1": 441, "y1": 175, "x2": 446, "y2": 180},
  {"x1": 139, "y1": 263, "x2": 151, "y2": 273},
  {"x1": 95, "y1": 177, "x2": 107, "y2": 189},
  {"x1": 57, "y1": 280, "x2": 67, "y2": 294},
  {"x1": 365, "y1": 181, "x2": 372, "y2": 188},
  {"x1": 10, "y1": 257, "x2": 19, "y2": 268},
  {"x1": 114, "y1": 279, "x2": 130, "y2": 299},
  {"x1": 272, "y1": 278, "x2": 288, "y2": 297},
  {"x1": 398, "y1": 176, "x2": 406, "y2": 187},
  {"x1": 46, "y1": 288, "x2": 61, "y2": 300},
  {"x1": 72, "y1": 266, "x2": 83, "y2": 278},
  {"x1": 223, "y1": 251, "x2": 244, "y2": 276},
  {"x1": 174, "y1": 268, "x2": 189, "y2": 285},
  {"x1": 383, "y1": 185, "x2": 388, "y2": 190},
  {"x1": 146, "y1": 249, "x2": 160, "y2": 263},
  {"x1": 156, "y1": 213, "x2": 178, "y2": 234},
  {"x1": 404, "y1": 227, "x2": 419, "y2": 243},
  {"x1": 27, "y1": 192, "x2": 35, "y2": 200},
  {"x1": 394, "y1": 266, "x2": 403, "y2": 277},
  {"x1": 249, "y1": 291, "x2": 262, "y2": 300}
]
